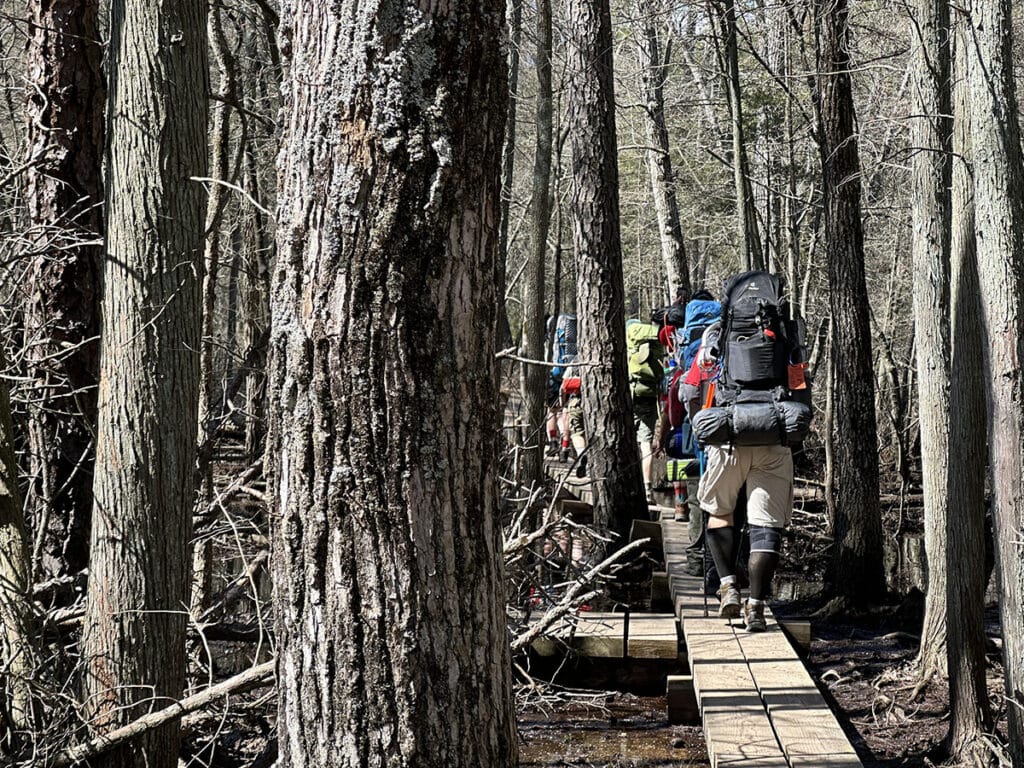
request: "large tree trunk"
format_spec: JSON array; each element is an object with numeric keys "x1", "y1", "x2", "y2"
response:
[
  {"x1": 910, "y1": 0, "x2": 952, "y2": 680},
  {"x1": 635, "y1": 0, "x2": 691, "y2": 302},
  {"x1": 269, "y1": 3, "x2": 516, "y2": 766},
  {"x1": 567, "y1": 0, "x2": 648, "y2": 538},
  {"x1": 23, "y1": 0, "x2": 104, "y2": 581},
  {"x1": 944, "y1": 12, "x2": 991, "y2": 761},
  {"x1": 966, "y1": 0, "x2": 1024, "y2": 758},
  {"x1": 80, "y1": 1, "x2": 208, "y2": 766},
  {"x1": 520, "y1": 0, "x2": 554, "y2": 487},
  {"x1": 714, "y1": 0, "x2": 764, "y2": 271},
  {"x1": 815, "y1": 0, "x2": 886, "y2": 605}
]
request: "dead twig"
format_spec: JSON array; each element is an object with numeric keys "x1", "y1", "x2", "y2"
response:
[{"x1": 54, "y1": 661, "x2": 275, "y2": 767}]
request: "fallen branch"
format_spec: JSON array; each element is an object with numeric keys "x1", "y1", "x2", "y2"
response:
[
  {"x1": 495, "y1": 347, "x2": 602, "y2": 368},
  {"x1": 511, "y1": 538, "x2": 650, "y2": 653},
  {"x1": 55, "y1": 661, "x2": 275, "y2": 767}
]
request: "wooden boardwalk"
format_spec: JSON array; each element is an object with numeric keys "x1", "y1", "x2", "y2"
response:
[{"x1": 662, "y1": 515, "x2": 863, "y2": 768}]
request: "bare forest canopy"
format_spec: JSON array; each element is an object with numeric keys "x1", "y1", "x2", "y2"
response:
[{"x1": 0, "y1": 0, "x2": 1021, "y2": 767}]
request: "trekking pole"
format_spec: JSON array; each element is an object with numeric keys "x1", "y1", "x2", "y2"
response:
[{"x1": 702, "y1": 511, "x2": 709, "y2": 618}]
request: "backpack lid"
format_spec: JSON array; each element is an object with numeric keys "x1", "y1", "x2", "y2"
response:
[
  {"x1": 721, "y1": 271, "x2": 786, "y2": 315},
  {"x1": 684, "y1": 299, "x2": 722, "y2": 332}
]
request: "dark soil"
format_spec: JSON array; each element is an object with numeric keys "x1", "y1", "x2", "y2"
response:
[{"x1": 768, "y1": 491, "x2": 1011, "y2": 767}]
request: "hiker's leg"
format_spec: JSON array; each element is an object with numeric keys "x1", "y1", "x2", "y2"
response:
[
  {"x1": 746, "y1": 445, "x2": 794, "y2": 602},
  {"x1": 698, "y1": 445, "x2": 744, "y2": 581},
  {"x1": 748, "y1": 526, "x2": 783, "y2": 601},
  {"x1": 634, "y1": 400, "x2": 658, "y2": 495},
  {"x1": 640, "y1": 439, "x2": 653, "y2": 487},
  {"x1": 684, "y1": 478, "x2": 704, "y2": 571}
]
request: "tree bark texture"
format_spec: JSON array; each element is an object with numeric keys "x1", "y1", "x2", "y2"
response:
[
  {"x1": 81, "y1": 1, "x2": 208, "y2": 766},
  {"x1": 966, "y1": 0, "x2": 1024, "y2": 756},
  {"x1": 0, "y1": 354, "x2": 31, "y2": 730},
  {"x1": 521, "y1": 0, "x2": 553, "y2": 487},
  {"x1": 910, "y1": 0, "x2": 952, "y2": 679},
  {"x1": 815, "y1": 0, "x2": 886, "y2": 604},
  {"x1": 270, "y1": 3, "x2": 516, "y2": 766},
  {"x1": 945, "y1": 15, "x2": 991, "y2": 760},
  {"x1": 567, "y1": 0, "x2": 648, "y2": 538},
  {"x1": 497, "y1": 0, "x2": 523, "y2": 349},
  {"x1": 23, "y1": 0, "x2": 104, "y2": 580},
  {"x1": 194, "y1": 2, "x2": 237, "y2": 617},
  {"x1": 716, "y1": 0, "x2": 764, "y2": 272},
  {"x1": 635, "y1": 0, "x2": 691, "y2": 302}
]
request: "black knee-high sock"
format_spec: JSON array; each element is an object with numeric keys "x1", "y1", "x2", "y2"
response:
[
  {"x1": 706, "y1": 525, "x2": 736, "y2": 581},
  {"x1": 748, "y1": 551, "x2": 780, "y2": 601}
]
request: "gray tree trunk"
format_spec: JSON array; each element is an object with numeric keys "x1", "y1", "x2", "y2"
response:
[
  {"x1": 23, "y1": 0, "x2": 104, "y2": 580},
  {"x1": 910, "y1": 0, "x2": 952, "y2": 680},
  {"x1": 80, "y1": 1, "x2": 208, "y2": 765},
  {"x1": 194, "y1": 1, "x2": 236, "y2": 616},
  {"x1": 635, "y1": 0, "x2": 691, "y2": 302},
  {"x1": 567, "y1": 0, "x2": 648, "y2": 539},
  {"x1": 269, "y1": 3, "x2": 517, "y2": 766},
  {"x1": 715, "y1": 0, "x2": 764, "y2": 271},
  {"x1": 0, "y1": 353, "x2": 30, "y2": 730},
  {"x1": 497, "y1": 0, "x2": 523, "y2": 349},
  {"x1": 815, "y1": 0, "x2": 886, "y2": 605},
  {"x1": 520, "y1": 0, "x2": 554, "y2": 486},
  {"x1": 944, "y1": 13, "x2": 991, "y2": 761},
  {"x1": 966, "y1": 0, "x2": 1024, "y2": 757}
]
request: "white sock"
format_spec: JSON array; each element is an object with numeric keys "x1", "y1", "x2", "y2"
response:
[
  {"x1": 720, "y1": 575, "x2": 736, "y2": 587},
  {"x1": 748, "y1": 598, "x2": 764, "y2": 607}
]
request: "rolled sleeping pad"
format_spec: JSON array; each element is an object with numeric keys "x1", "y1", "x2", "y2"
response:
[{"x1": 691, "y1": 400, "x2": 811, "y2": 447}]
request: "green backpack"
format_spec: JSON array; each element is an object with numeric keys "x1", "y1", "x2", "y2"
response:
[{"x1": 626, "y1": 320, "x2": 664, "y2": 400}]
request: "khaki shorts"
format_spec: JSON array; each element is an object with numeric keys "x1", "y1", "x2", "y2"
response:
[
  {"x1": 633, "y1": 398, "x2": 658, "y2": 444},
  {"x1": 697, "y1": 444, "x2": 793, "y2": 527},
  {"x1": 567, "y1": 395, "x2": 585, "y2": 438}
]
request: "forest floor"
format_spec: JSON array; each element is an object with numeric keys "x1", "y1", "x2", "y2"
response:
[{"x1": 771, "y1": 499, "x2": 1011, "y2": 768}]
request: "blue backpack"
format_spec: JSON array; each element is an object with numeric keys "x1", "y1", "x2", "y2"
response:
[{"x1": 676, "y1": 299, "x2": 721, "y2": 370}]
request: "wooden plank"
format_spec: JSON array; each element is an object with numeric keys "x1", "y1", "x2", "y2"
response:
[
  {"x1": 777, "y1": 618, "x2": 811, "y2": 653},
  {"x1": 528, "y1": 612, "x2": 678, "y2": 659},
  {"x1": 684, "y1": 618, "x2": 789, "y2": 768},
  {"x1": 651, "y1": 570, "x2": 671, "y2": 610},
  {"x1": 734, "y1": 619, "x2": 863, "y2": 766},
  {"x1": 667, "y1": 674, "x2": 700, "y2": 724},
  {"x1": 629, "y1": 518, "x2": 664, "y2": 546}
]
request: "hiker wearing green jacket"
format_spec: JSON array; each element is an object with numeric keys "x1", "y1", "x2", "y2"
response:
[{"x1": 626, "y1": 320, "x2": 664, "y2": 501}]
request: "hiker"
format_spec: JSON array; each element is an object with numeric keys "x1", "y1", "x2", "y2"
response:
[
  {"x1": 560, "y1": 367, "x2": 587, "y2": 476},
  {"x1": 683, "y1": 271, "x2": 811, "y2": 632},
  {"x1": 547, "y1": 313, "x2": 578, "y2": 457},
  {"x1": 673, "y1": 291, "x2": 721, "y2": 573},
  {"x1": 626, "y1": 319, "x2": 665, "y2": 501}
]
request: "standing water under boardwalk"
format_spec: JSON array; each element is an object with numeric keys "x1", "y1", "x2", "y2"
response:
[{"x1": 518, "y1": 694, "x2": 708, "y2": 767}]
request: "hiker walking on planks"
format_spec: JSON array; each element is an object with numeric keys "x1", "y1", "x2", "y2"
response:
[
  {"x1": 625, "y1": 319, "x2": 665, "y2": 501},
  {"x1": 682, "y1": 272, "x2": 812, "y2": 632}
]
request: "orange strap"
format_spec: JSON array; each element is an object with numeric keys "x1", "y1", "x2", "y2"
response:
[{"x1": 702, "y1": 380, "x2": 717, "y2": 410}]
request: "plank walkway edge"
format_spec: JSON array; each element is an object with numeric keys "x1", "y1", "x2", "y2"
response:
[{"x1": 661, "y1": 514, "x2": 864, "y2": 768}]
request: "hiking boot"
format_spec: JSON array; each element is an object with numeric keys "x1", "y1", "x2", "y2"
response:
[
  {"x1": 673, "y1": 503, "x2": 689, "y2": 523},
  {"x1": 716, "y1": 582, "x2": 741, "y2": 619},
  {"x1": 743, "y1": 600, "x2": 767, "y2": 632}
]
